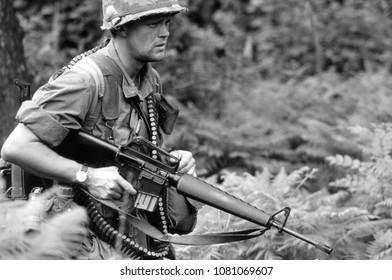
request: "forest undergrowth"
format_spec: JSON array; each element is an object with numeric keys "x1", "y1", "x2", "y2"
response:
[{"x1": 167, "y1": 69, "x2": 392, "y2": 259}]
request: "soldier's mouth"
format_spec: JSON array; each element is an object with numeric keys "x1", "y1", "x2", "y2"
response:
[{"x1": 155, "y1": 42, "x2": 167, "y2": 48}]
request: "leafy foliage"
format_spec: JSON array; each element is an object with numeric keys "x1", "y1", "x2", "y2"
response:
[
  {"x1": 165, "y1": 69, "x2": 392, "y2": 184},
  {"x1": 325, "y1": 123, "x2": 392, "y2": 259},
  {"x1": 174, "y1": 0, "x2": 392, "y2": 80},
  {"x1": 175, "y1": 123, "x2": 392, "y2": 260},
  {"x1": 13, "y1": 0, "x2": 102, "y2": 87},
  {"x1": 175, "y1": 166, "x2": 334, "y2": 260},
  {"x1": 0, "y1": 185, "x2": 89, "y2": 259}
]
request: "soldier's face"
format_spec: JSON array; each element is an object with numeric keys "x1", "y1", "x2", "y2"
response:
[{"x1": 124, "y1": 14, "x2": 172, "y2": 62}]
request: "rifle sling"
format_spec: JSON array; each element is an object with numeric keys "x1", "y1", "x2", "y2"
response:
[{"x1": 80, "y1": 188, "x2": 267, "y2": 246}]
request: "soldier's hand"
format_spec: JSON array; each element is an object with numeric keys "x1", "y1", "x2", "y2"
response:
[
  {"x1": 169, "y1": 150, "x2": 196, "y2": 176},
  {"x1": 82, "y1": 166, "x2": 136, "y2": 200}
]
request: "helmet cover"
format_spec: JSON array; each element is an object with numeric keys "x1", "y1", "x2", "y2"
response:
[{"x1": 101, "y1": 0, "x2": 187, "y2": 30}]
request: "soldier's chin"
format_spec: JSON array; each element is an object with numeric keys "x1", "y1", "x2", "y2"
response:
[{"x1": 149, "y1": 53, "x2": 166, "y2": 62}]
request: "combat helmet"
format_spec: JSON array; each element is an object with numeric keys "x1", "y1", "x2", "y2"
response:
[{"x1": 101, "y1": 0, "x2": 187, "y2": 30}]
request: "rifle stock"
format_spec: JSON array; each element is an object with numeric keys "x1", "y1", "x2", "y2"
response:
[
  {"x1": 8, "y1": 79, "x2": 32, "y2": 200},
  {"x1": 73, "y1": 130, "x2": 333, "y2": 254}
]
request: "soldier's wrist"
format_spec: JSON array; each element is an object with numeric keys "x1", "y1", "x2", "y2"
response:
[{"x1": 75, "y1": 164, "x2": 89, "y2": 186}]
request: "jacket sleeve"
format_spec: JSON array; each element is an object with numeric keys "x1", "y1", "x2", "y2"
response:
[
  {"x1": 165, "y1": 186, "x2": 198, "y2": 235},
  {"x1": 16, "y1": 65, "x2": 96, "y2": 147}
]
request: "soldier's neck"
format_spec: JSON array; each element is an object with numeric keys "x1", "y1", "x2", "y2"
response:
[{"x1": 113, "y1": 40, "x2": 145, "y2": 81}]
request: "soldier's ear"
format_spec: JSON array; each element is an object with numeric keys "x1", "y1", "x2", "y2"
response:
[{"x1": 116, "y1": 26, "x2": 127, "y2": 38}]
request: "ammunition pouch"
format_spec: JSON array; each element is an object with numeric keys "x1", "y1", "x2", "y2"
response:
[
  {"x1": 44, "y1": 184, "x2": 79, "y2": 216},
  {"x1": 156, "y1": 95, "x2": 179, "y2": 135}
]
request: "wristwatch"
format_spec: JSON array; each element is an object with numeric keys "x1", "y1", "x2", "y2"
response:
[{"x1": 75, "y1": 164, "x2": 88, "y2": 184}]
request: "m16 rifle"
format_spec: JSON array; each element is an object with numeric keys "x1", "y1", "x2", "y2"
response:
[{"x1": 66, "y1": 130, "x2": 333, "y2": 255}]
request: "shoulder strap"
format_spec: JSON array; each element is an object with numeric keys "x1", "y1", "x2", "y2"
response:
[
  {"x1": 88, "y1": 52, "x2": 123, "y2": 85},
  {"x1": 81, "y1": 53, "x2": 154, "y2": 138},
  {"x1": 81, "y1": 53, "x2": 123, "y2": 133}
]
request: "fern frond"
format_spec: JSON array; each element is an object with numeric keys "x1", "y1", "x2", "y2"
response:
[
  {"x1": 371, "y1": 247, "x2": 392, "y2": 260},
  {"x1": 271, "y1": 167, "x2": 290, "y2": 193},
  {"x1": 328, "y1": 174, "x2": 364, "y2": 188},
  {"x1": 347, "y1": 123, "x2": 392, "y2": 156},
  {"x1": 306, "y1": 188, "x2": 326, "y2": 199},
  {"x1": 259, "y1": 168, "x2": 273, "y2": 184},
  {"x1": 360, "y1": 156, "x2": 392, "y2": 178},
  {"x1": 341, "y1": 214, "x2": 371, "y2": 228},
  {"x1": 294, "y1": 145, "x2": 330, "y2": 163},
  {"x1": 263, "y1": 249, "x2": 284, "y2": 260},
  {"x1": 370, "y1": 123, "x2": 392, "y2": 157},
  {"x1": 286, "y1": 167, "x2": 310, "y2": 185},
  {"x1": 321, "y1": 191, "x2": 351, "y2": 206},
  {"x1": 347, "y1": 125, "x2": 373, "y2": 137},
  {"x1": 290, "y1": 166, "x2": 319, "y2": 190},
  {"x1": 203, "y1": 246, "x2": 223, "y2": 260},
  {"x1": 346, "y1": 123, "x2": 392, "y2": 158},
  {"x1": 330, "y1": 207, "x2": 370, "y2": 222},
  {"x1": 342, "y1": 219, "x2": 392, "y2": 240},
  {"x1": 366, "y1": 230, "x2": 392, "y2": 259},
  {"x1": 374, "y1": 198, "x2": 392, "y2": 217},
  {"x1": 376, "y1": 198, "x2": 392, "y2": 208},
  {"x1": 334, "y1": 239, "x2": 369, "y2": 260},
  {"x1": 326, "y1": 154, "x2": 361, "y2": 169},
  {"x1": 245, "y1": 240, "x2": 265, "y2": 256}
]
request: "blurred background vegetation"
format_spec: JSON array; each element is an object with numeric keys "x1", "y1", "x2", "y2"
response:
[{"x1": 2, "y1": 0, "x2": 392, "y2": 259}]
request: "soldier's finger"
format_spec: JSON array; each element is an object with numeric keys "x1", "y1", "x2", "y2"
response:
[{"x1": 117, "y1": 176, "x2": 136, "y2": 195}]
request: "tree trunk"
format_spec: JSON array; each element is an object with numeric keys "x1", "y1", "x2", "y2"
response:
[{"x1": 0, "y1": 0, "x2": 28, "y2": 147}]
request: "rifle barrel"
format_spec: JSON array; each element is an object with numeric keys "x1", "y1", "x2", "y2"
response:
[{"x1": 271, "y1": 221, "x2": 333, "y2": 254}]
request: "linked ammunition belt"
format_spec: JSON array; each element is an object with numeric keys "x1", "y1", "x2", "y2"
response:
[{"x1": 73, "y1": 188, "x2": 169, "y2": 259}]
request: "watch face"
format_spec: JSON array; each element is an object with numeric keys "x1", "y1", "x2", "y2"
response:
[{"x1": 76, "y1": 170, "x2": 87, "y2": 182}]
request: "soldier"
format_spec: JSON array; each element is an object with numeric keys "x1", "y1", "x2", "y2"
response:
[{"x1": 1, "y1": 0, "x2": 199, "y2": 260}]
